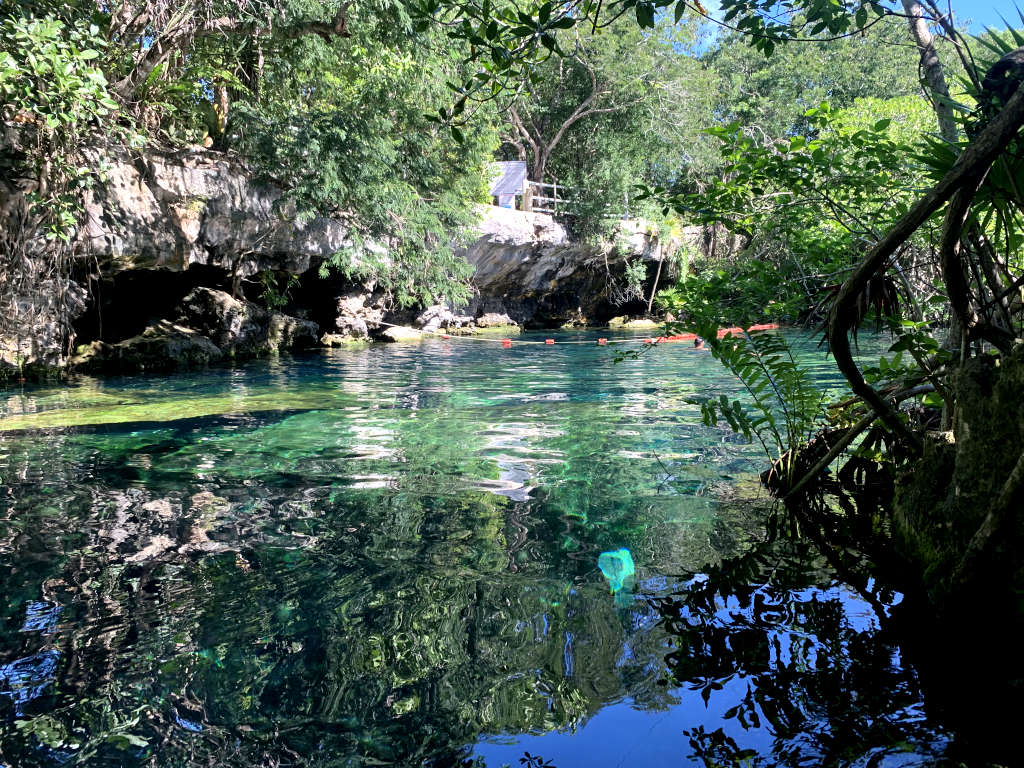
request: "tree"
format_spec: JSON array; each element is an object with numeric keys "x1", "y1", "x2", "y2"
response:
[
  {"x1": 488, "y1": 16, "x2": 716, "y2": 246},
  {"x1": 503, "y1": 20, "x2": 695, "y2": 179},
  {"x1": 704, "y1": 17, "x2": 924, "y2": 141},
  {"x1": 495, "y1": 17, "x2": 713, "y2": 236}
]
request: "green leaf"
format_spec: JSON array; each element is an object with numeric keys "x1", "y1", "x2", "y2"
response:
[{"x1": 635, "y1": 3, "x2": 655, "y2": 28}]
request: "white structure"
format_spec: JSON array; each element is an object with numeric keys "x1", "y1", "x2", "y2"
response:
[{"x1": 488, "y1": 161, "x2": 529, "y2": 208}]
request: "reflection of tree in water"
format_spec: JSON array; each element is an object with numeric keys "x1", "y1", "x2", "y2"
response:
[
  {"x1": 0, "y1": 423, "x2": 686, "y2": 766},
  {"x1": 1, "y1": 354, "x2": 963, "y2": 767},
  {"x1": 645, "y1": 535, "x2": 951, "y2": 767}
]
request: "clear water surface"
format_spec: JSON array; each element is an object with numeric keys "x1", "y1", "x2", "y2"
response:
[{"x1": 0, "y1": 330, "x2": 950, "y2": 767}]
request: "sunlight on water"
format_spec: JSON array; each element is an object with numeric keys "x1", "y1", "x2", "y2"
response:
[{"x1": 0, "y1": 330, "x2": 950, "y2": 766}]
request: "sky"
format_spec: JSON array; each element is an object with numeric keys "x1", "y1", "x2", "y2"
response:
[
  {"x1": 952, "y1": 0, "x2": 1022, "y2": 30},
  {"x1": 699, "y1": 0, "x2": 1023, "y2": 32}
]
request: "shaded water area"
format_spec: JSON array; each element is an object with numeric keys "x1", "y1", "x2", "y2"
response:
[{"x1": 0, "y1": 331, "x2": 955, "y2": 766}]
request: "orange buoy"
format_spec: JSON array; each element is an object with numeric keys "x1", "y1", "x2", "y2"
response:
[
  {"x1": 441, "y1": 333, "x2": 451, "y2": 339},
  {"x1": 545, "y1": 339, "x2": 555, "y2": 345},
  {"x1": 502, "y1": 338, "x2": 512, "y2": 348},
  {"x1": 597, "y1": 338, "x2": 608, "y2": 345},
  {"x1": 716, "y1": 323, "x2": 780, "y2": 339}
]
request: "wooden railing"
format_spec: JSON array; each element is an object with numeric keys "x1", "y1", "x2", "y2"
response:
[
  {"x1": 525, "y1": 180, "x2": 632, "y2": 219},
  {"x1": 527, "y1": 180, "x2": 573, "y2": 215}
]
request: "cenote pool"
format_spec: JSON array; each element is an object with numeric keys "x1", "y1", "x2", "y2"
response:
[{"x1": 0, "y1": 330, "x2": 952, "y2": 766}]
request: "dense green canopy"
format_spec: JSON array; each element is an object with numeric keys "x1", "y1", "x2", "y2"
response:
[{"x1": 1, "y1": 0, "x2": 939, "y2": 299}]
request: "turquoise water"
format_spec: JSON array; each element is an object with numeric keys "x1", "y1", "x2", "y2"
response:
[{"x1": 0, "y1": 330, "x2": 948, "y2": 766}]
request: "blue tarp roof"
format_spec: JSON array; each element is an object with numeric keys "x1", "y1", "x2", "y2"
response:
[{"x1": 489, "y1": 161, "x2": 528, "y2": 196}]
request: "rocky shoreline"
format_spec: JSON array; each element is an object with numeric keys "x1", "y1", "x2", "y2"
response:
[{"x1": 2, "y1": 144, "x2": 699, "y2": 380}]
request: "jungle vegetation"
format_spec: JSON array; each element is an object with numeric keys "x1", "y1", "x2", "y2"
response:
[
  {"x1": 4, "y1": 1, "x2": 1024, "y2": 763},
  {"x1": 3, "y1": 0, "x2": 1024, "y2": 636},
  {"x1": 3, "y1": 0, "x2": 952, "y2": 303}
]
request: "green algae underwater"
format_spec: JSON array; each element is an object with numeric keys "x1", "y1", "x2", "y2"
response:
[{"x1": 0, "y1": 331, "x2": 955, "y2": 766}]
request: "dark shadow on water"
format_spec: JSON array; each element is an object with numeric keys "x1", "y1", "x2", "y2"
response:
[{"x1": 0, "y1": 408, "x2": 317, "y2": 438}]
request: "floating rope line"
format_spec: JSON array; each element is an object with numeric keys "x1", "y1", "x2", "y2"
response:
[{"x1": 373, "y1": 320, "x2": 779, "y2": 346}]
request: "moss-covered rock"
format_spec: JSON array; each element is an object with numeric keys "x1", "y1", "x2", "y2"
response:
[
  {"x1": 71, "y1": 321, "x2": 223, "y2": 373},
  {"x1": 320, "y1": 333, "x2": 369, "y2": 346},
  {"x1": 894, "y1": 345, "x2": 1024, "y2": 603},
  {"x1": 179, "y1": 287, "x2": 317, "y2": 357},
  {"x1": 451, "y1": 324, "x2": 521, "y2": 336},
  {"x1": 381, "y1": 325, "x2": 422, "y2": 342}
]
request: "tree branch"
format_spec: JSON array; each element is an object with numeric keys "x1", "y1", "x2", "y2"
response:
[{"x1": 113, "y1": 3, "x2": 352, "y2": 100}]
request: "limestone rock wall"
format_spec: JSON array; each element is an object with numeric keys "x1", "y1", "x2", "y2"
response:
[
  {"x1": 1, "y1": 135, "x2": 354, "y2": 376},
  {"x1": 461, "y1": 207, "x2": 695, "y2": 326},
  {"x1": 79, "y1": 147, "x2": 353, "y2": 277}
]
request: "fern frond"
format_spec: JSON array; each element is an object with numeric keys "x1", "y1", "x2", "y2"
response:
[{"x1": 699, "y1": 329, "x2": 827, "y2": 483}]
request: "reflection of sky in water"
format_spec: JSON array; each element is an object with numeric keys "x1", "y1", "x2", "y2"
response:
[
  {"x1": 21, "y1": 602, "x2": 61, "y2": 635},
  {"x1": 0, "y1": 652, "x2": 60, "y2": 715},
  {"x1": 477, "y1": 686, "x2": 947, "y2": 768},
  {"x1": 475, "y1": 579, "x2": 946, "y2": 768},
  {"x1": 1, "y1": 601, "x2": 62, "y2": 715}
]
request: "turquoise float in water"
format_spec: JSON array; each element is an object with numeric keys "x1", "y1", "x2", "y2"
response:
[{"x1": 598, "y1": 548, "x2": 635, "y2": 607}]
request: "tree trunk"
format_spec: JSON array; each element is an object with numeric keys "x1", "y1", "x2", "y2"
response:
[
  {"x1": 522, "y1": 184, "x2": 534, "y2": 212},
  {"x1": 901, "y1": 0, "x2": 958, "y2": 143},
  {"x1": 646, "y1": 255, "x2": 665, "y2": 316},
  {"x1": 900, "y1": 0, "x2": 963, "y2": 354}
]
